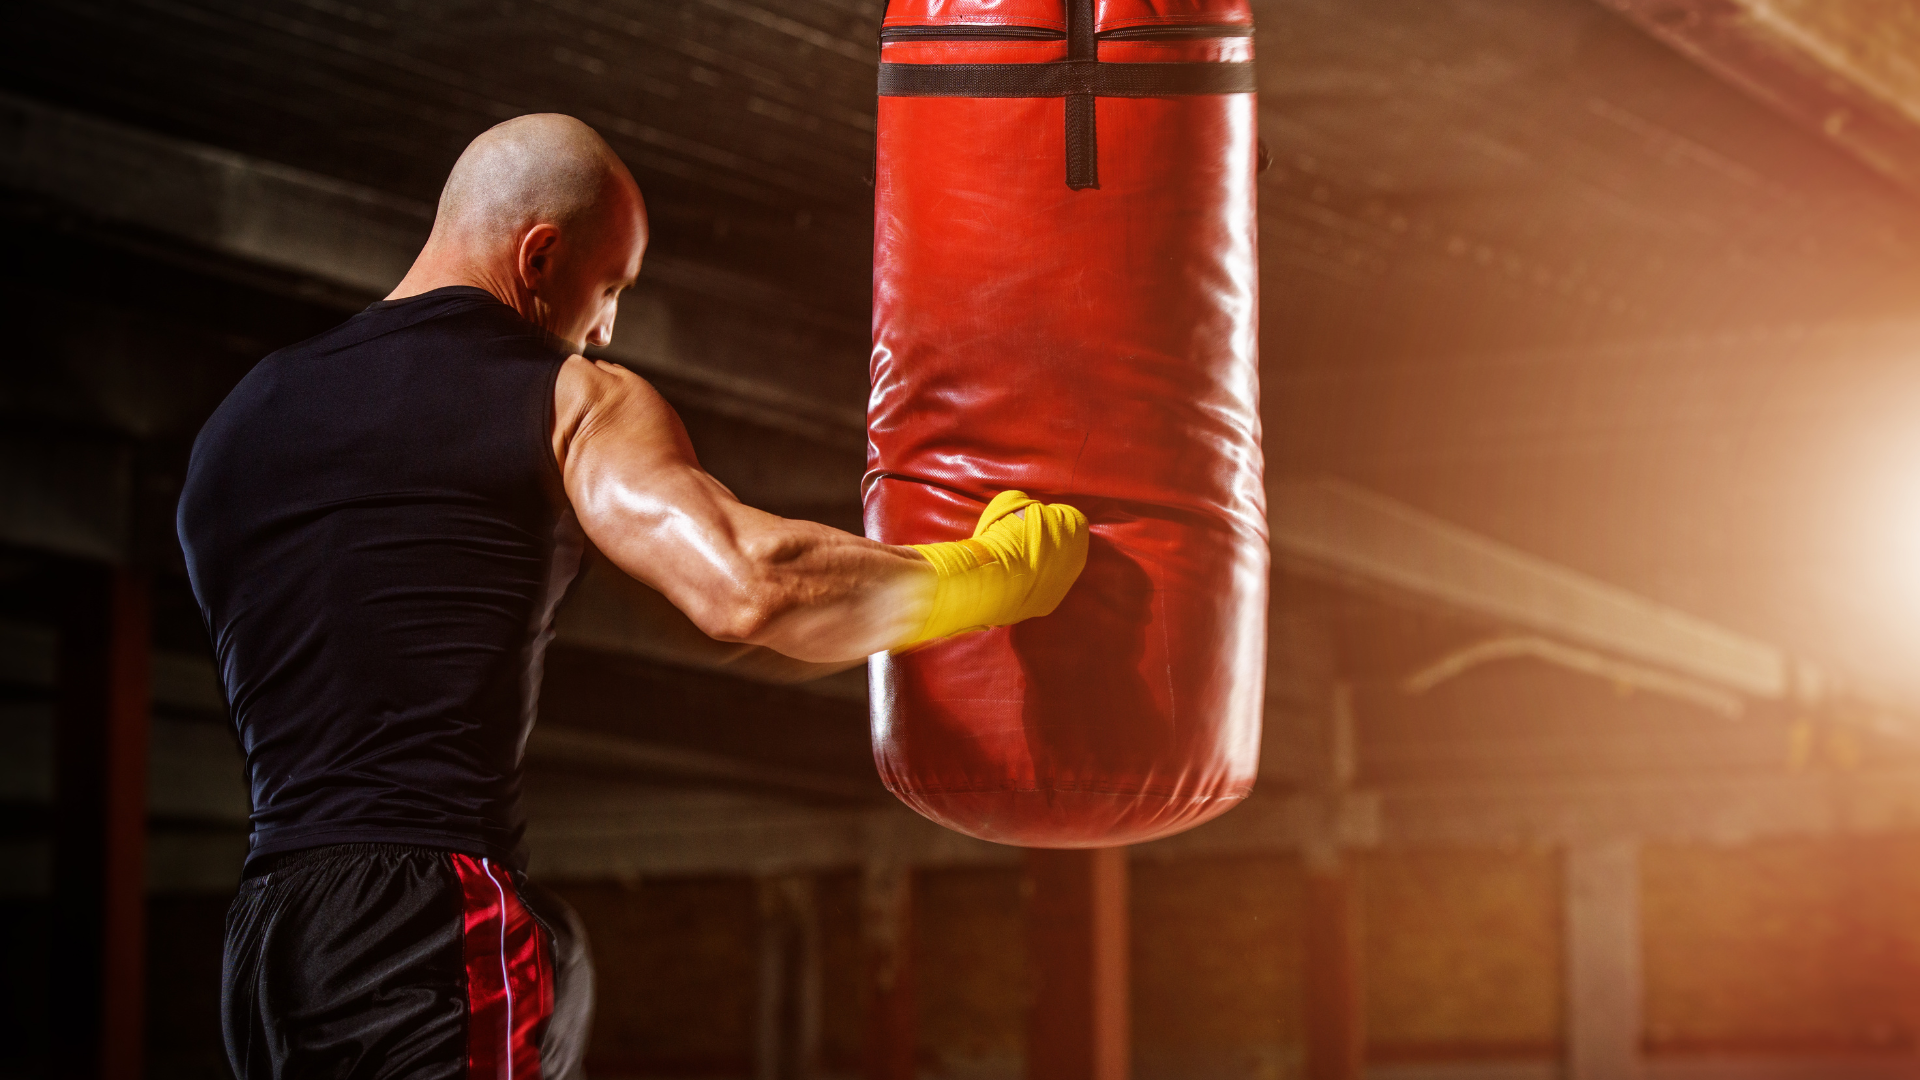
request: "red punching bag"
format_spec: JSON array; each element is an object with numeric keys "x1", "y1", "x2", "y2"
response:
[{"x1": 866, "y1": 0, "x2": 1266, "y2": 848}]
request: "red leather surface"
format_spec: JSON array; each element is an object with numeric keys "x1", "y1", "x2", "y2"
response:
[
  {"x1": 881, "y1": 40, "x2": 1069, "y2": 64},
  {"x1": 867, "y1": 0, "x2": 1266, "y2": 848},
  {"x1": 1097, "y1": 37, "x2": 1252, "y2": 63},
  {"x1": 1094, "y1": 1, "x2": 1251, "y2": 30},
  {"x1": 882, "y1": 1, "x2": 1069, "y2": 28}
]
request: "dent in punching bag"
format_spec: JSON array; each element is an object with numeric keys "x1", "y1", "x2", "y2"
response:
[{"x1": 865, "y1": 0, "x2": 1267, "y2": 847}]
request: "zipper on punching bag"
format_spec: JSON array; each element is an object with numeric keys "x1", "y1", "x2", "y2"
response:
[
  {"x1": 1097, "y1": 24, "x2": 1252, "y2": 41},
  {"x1": 879, "y1": 25, "x2": 1066, "y2": 42}
]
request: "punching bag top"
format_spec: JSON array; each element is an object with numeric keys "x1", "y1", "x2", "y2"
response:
[
  {"x1": 879, "y1": 0, "x2": 1253, "y2": 189},
  {"x1": 881, "y1": 1, "x2": 1251, "y2": 30}
]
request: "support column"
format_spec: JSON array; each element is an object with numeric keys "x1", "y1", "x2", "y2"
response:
[
  {"x1": 861, "y1": 862, "x2": 916, "y2": 1080},
  {"x1": 756, "y1": 874, "x2": 822, "y2": 1080},
  {"x1": 1023, "y1": 847, "x2": 1129, "y2": 1080},
  {"x1": 1278, "y1": 606, "x2": 1366, "y2": 1080},
  {"x1": 1303, "y1": 853, "x2": 1364, "y2": 1080},
  {"x1": 1566, "y1": 840, "x2": 1644, "y2": 1080},
  {"x1": 50, "y1": 564, "x2": 150, "y2": 1080}
]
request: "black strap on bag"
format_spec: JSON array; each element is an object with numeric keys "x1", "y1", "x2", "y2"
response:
[
  {"x1": 1065, "y1": 0, "x2": 1098, "y2": 189},
  {"x1": 875, "y1": 0, "x2": 1255, "y2": 190}
]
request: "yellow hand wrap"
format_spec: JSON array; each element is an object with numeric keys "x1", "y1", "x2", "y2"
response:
[{"x1": 897, "y1": 490, "x2": 1090, "y2": 651}]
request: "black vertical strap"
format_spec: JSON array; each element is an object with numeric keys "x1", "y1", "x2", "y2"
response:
[
  {"x1": 1067, "y1": 0, "x2": 1095, "y2": 54},
  {"x1": 1065, "y1": 93, "x2": 1097, "y2": 189},
  {"x1": 1064, "y1": 0, "x2": 1098, "y2": 189}
]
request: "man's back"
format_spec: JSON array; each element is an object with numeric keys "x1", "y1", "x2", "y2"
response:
[{"x1": 179, "y1": 285, "x2": 582, "y2": 872}]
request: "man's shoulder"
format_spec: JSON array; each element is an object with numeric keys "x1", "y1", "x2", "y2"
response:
[
  {"x1": 556, "y1": 356, "x2": 670, "y2": 424},
  {"x1": 551, "y1": 356, "x2": 681, "y2": 469}
]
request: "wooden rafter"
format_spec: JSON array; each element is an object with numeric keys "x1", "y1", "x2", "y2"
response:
[{"x1": 1597, "y1": 0, "x2": 1920, "y2": 196}]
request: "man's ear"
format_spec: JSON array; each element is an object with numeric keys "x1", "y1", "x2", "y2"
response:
[{"x1": 516, "y1": 224, "x2": 564, "y2": 290}]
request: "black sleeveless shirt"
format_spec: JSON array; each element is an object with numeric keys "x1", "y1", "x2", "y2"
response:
[{"x1": 178, "y1": 287, "x2": 583, "y2": 872}]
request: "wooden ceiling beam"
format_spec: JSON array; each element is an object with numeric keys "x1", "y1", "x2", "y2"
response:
[
  {"x1": 1270, "y1": 477, "x2": 1809, "y2": 701},
  {"x1": 0, "y1": 92, "x2": 866, "y2": 444},
  {"x1": 1597, "y1": 0, "x2": 1920, "y2": 196}
]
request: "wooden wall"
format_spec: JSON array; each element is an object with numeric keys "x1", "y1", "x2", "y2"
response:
[
  {"x1": 10, "y1": 836, "x2": 1920, "y2": 1078},
  {"x1": 1644, "y1": 835, "x2": 1920, "y2": 1059}
]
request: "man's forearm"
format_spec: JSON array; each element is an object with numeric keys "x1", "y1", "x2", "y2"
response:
[
  {"x1": 719, "y1": 517, "x2": 935, "y2": 662},
  {"x1": 735, "y1": 493, "x2": 1089, "y2": 662}
]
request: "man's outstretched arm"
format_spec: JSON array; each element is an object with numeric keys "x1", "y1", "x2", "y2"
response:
[{"x1": 555, "y1": 355, "x2": 936, "y2": 664}]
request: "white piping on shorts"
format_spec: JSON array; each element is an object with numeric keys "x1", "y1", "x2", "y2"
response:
[{"x1": 483, "y1": 857, "x2": 514, "y2": 1080}]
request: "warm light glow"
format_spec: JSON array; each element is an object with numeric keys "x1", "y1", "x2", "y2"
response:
[{"x1": 1817, "y1": 389, "x2": 1920, "y2": 701}]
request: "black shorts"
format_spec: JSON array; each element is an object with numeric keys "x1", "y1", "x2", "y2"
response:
[{"x1": 222, "y1": 844, "x2": 593, "y2": 1080}]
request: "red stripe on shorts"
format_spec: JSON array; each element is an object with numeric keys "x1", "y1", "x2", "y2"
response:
[{"x1": 452, "y1": 853, "x2": 554, "y2": 1080}]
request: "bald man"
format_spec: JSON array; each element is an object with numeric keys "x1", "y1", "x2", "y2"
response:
[{"x1": 179, "y1": 114, "x2": 1086, "y2": 1080}]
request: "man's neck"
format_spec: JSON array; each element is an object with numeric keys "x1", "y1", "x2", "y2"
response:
[
  {"x1": 386, "y1": 241, "x2": 579, "y2": 351},
  {"x1": 387, "y1": 245, "x2": 521, "y2": 310}
]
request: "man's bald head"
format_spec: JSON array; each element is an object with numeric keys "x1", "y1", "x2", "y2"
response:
[
  {"x1": 393, "y1": 114, "x2": 648, "y2": 351},
  {"x1": 436, "y1": 113, "x2": 643, "y2": 243}
]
